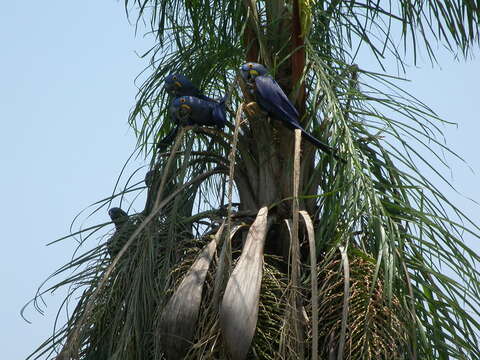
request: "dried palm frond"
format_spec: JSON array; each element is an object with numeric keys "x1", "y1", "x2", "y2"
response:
[
  {"x1": 167, "y1": 251, "x2": 288, "y2": 360},
  {"x1": 220, "y1": 206, "x2": 271, "y2": 360},
  {"x1": 159, "y1": 223, "x2": 225, "y2": 359}
]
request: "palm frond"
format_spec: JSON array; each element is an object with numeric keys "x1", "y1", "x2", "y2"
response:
[{"x1": 26, "y1": 1, "x2": 480, "y2": 359}]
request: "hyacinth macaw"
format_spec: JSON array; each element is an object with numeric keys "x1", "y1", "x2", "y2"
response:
[
  {"x1": 108, "y1": 207, "x2": 128, "y2": 230},
  {"x1": 240, "y1": 62, "x2": 341, "y2": 159},
  {"x1": 159, "y1": 74, "x2": 223, "y2": 150},
  {"x1": 158, "y1": 95, "x2": 227, "y2": 150},
  {"x1": 107, "y1": 207, "x2": 130, "y2": 258},
  {"x1": 164, "y1": 74, "x2": 215, "y2": 102}
]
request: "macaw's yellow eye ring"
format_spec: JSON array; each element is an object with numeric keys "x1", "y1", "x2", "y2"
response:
[
  {"x1": 248, "y1": 63, "x2": 253, "y2": 68},
  {"x1": 172, "y1": 75, "x2": 177, "y2": 81},
  {"x1": 180, "y1": 98, "x2": 186, "y2": 103}
]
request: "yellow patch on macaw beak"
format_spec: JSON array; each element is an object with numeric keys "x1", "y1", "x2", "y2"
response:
[
  {"x1": 249, "y1": 69, "x2": 259, "y2": 76},
  {"x1": 180, "y1": 104, "x2": 191, "y2": 110},
  {"x1": 174, "y1": 81, "x2": 182, "y2": 88}
]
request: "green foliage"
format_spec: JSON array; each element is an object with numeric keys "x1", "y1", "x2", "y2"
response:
[
  {"x1": 25, "y1": 1, "x2": 480, "y2": 359},
  {"x1": 312, "y1": 250, "x2": 409, "y2": 359}
]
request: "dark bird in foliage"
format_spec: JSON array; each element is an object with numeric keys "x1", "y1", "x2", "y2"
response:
[
  {"x1": 164, "y1": 73, "x2": 215, "y2": 102},
  {"x1": 107, "y1": 207, "x2": 131, "y2": 259},
  {"x1": 240, "y1": 62, "x2": 342, "y2": 160},
  {"x1": 144, "y1": 169, "x2": 160, "y2": 189},
  {"x1": 109, "y1": 207, "x2": 128, "y2": 230},
  {"x1": 159, "y1": 74, "x2": 224, "y2": 150}
]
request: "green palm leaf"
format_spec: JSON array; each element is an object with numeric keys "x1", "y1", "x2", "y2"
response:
[{"x1": 25, "y1": 1, "x2": 480, "y2": 359}]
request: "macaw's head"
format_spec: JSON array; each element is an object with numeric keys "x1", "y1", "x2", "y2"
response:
[
  {"x1": 164, "y1": 74, "x2": 195, "y2": 97},
  {"x1": 108, "y1": 207, "x2": 128, "y2": 228},
  {"x1": 171, "y1": 96, "x2": 195, "y2": 123},
  {"x1": 240, "y1": 62, "x2": 268, "y2": 84}
]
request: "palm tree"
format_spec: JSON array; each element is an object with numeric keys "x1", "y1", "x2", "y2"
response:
[{"x1": 25, "y1": 1, "x2": 480, "y2": 359}]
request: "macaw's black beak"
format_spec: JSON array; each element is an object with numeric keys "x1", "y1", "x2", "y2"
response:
[{"x1": 242, "y1": 69, "x2": 257, "y2": 83}]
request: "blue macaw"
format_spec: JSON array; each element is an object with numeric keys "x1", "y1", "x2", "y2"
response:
[
  {"x1": 240, "y1": 62, "x2": 341, "y2": 159},
  {"x1": 158, "y1": 95, "x2": 227, "y2": 150},
  {"x1": 159, "y1": 74, "x2": 222, "y2": 150},
  {"x1": 164, "y1": 74, "x2": 215, "y2": 102}
]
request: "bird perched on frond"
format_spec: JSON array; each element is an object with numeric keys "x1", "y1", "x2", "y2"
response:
[
  {"x1": 159, "y1": 74, "x2": 226, "y2": 150},
  {"x1": 240, "y1": 62, "x2": 343, "y2": 161},
  {"x1": 106, "y1": 207, "x2": 137, "y2": 259},
  {"x1": 109, "y1": 207, "x2": 128, "y2": 231}
]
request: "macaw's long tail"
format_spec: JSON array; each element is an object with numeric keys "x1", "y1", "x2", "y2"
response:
[
  {"x1": 297, "y1": 126, "x2": 346, "y2": 163},
  {"x1": 213, "y1": 101, "x2": 227, "y2": 129}
]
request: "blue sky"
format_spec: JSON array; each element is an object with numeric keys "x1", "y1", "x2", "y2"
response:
[
  {"x1": 0, "y1": 2, "x2": 150, "y2": 358},
  {"x1": 1, "y1": 2, "x2": 479, "y2": 359}
]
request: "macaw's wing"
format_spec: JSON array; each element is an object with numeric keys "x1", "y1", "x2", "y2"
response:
[
  {"x1": 211, "y1": 101, "x2": 227, "y2": 129},
  {"x1": 254, "y1": 75, "x2": 300, "y2": 127},
  {"x1": 255, "y1": 76, "x2": 346, "y2": 162},
  {"x1": 181, "y1": 82, "x2": 216, "y2": 102},
  {"x1": 188, "y1": 98, "x2": 219, "y2": 127},
  {"x1": 107, "y1": 220, "x2": 137, "y2": 259}
]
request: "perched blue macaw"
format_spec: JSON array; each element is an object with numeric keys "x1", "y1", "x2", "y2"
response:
[
  {"x1": 158, "y1": 95, "x2": 227, "y2": 150},
  {"x1": 159, "y1": 75, "x2": 221, "y2": 150},
  {"x1": 164, "y1": 74, "x2": 215, "y2": 102},
  {"x1": 240, "y1": 62, "x2": 341, "y2": 159}
]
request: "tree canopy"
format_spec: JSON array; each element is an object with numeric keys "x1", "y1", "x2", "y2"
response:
[{"x1": 26, "y1": 1, "x2": 480, "y2": 359}]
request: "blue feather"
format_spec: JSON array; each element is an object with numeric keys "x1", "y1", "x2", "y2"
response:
[
  {"x1": 158, "y1": 95, "x2": 227, "y2": 149},
  {"x1": 170, "y1": 96, "x2": 226, "y2": 128},
  {"x1": 240, "y1": 62, "x2": 341, "y2": 160},
  {"x1": 254, "y1": 75, "x2": 336, "y2": 155},
  {"x1": 254, "y1": 76, "x2": 299, "y2": 124}
]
